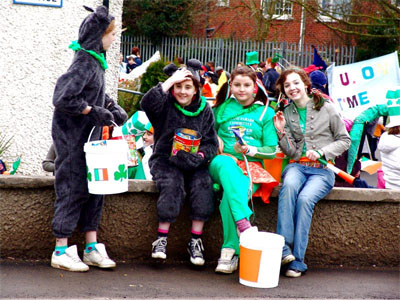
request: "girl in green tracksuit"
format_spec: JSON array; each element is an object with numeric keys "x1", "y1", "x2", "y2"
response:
[{"x1": 210, "y1": 67, "x2": 278, "y2": 274}]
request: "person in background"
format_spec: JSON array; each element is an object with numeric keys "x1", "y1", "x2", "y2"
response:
[
  {"x1": 127, "y1": 122, "x2": 154, "y2": 180},
  {"x1": 309, "y1": 70, "x2": 328, "y2": 95},
  {"x1": 141, "y1": 59, "x2": 218, "y2": 266},
  {"x1": 206, "y1": 61, "x2": 215, "y2": 73},
  {"x1": 127, "y1": 46, "x2": 142, "y2": 66},
  {"x1": 215, "y1": 66, "x2": 230, "y2": 80},
  {"x1": 119, "y1": 52, "x2": 127, "y2": 74},
  {"x1": 262, "y1": 57, "x2": 280, "y2": 98},
  {"x1": 126, "y1": 55, "x2": 137, "y2": 73},
  {"x1": 42, "y1": 144, "x2": 56, "y2": 175},
  {"x1": 210, "y1": 67, "x2": 278, "y2": 274},
  {"x1": 50, "y1": 6, "x2": 128, "y2": 272},
  {"x1": 245, "y1": 51, "x2": 262, "y2": 80},
  {"x1": 377, "y1": 114, "x2": 400, "y2": 190},
  {"x1": 273, "y1": 67, "x2": 350, "y2": 278}
]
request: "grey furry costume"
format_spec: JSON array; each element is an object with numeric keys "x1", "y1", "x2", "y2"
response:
[
  {"x1": 51, "y1": 6, "x2": 127, "y2": 238},
  {"x1": 141, "y1": 61, "x2": 218, "y2": 223}
]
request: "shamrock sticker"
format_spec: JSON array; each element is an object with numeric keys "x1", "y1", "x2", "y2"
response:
[
  {"x1": 86, "y1": 166, "x2": 92, "y2": 182},
  {"x1": 114, "y1": 164, "x2": 127, "y2": 182}
]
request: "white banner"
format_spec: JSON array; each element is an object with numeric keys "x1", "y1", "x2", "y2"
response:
[{"x1": 327, "y1": 51, "x2": 400, "y2": 120}]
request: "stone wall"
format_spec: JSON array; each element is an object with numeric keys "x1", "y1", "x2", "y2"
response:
[
  {"x1": 0, "y1": 0, "x2": 123, "y2": 175},
  {"x1": 1, "y1": 175, "x2": 399, "y2": 268}
]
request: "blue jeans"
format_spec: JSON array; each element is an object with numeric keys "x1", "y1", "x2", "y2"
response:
[{"x1": 277, "y1": 163, "x2": 335, "y2": 272}]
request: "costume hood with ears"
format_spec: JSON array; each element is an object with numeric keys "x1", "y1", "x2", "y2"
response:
[
  {"x1": 78, "y1": 5, "x2": 114, "y2": 53},
  {"x1": 163, "y1": 59, "x2": 203, "y2": 83}
]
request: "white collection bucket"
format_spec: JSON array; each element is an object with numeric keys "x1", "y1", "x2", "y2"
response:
[
  {"x1": 84, "y1": 127, "x2": 129, "y2": 195},
  {"x1": 239, "y1": 231, "x2": 284, "y2": 288}
]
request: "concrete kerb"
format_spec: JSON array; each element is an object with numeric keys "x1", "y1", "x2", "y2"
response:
[{"x1": 1, "y1": 175, "x2": 399, "y2": 268}]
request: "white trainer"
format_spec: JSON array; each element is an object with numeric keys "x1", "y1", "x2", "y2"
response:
[
  {"x1": 281, "y1": 254, "x2": 295, "y2": 265},
  {"x1": 285, "y1": 269, "x2": 302, "y2": 278},
  {"x1": 83, "y1": 243, "x2": 116, "y2": 268},
  {"x1": 51, "y1": 245, "x2": 89, "y2": 272},
  {"x1": 215, "y1": 248, "x2": 238, "y2": 274}
]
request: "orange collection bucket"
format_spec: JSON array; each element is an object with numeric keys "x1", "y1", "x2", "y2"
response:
[
  {"x1": 171, "y1": 128, "x2": 201, "y2": 156},
  {"x1": 239, "y1": 231, "x2": 284, "y2": 288}
]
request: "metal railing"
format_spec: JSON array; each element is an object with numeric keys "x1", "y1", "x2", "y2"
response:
[{"x1": 121, "y1": 35, "x2": 356, "y2": 72}]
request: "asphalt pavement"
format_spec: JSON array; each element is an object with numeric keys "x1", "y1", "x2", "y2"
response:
[{"x1": 0, "y1": 259, "x2": 399, "y2": 299}]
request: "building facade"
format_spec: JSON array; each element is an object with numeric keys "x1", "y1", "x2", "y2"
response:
[{"x1": 0, "y1": 0, "x2": 124, "y2": 175}]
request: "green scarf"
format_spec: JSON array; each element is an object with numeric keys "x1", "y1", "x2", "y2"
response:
[
  {"x1": 174, "y1": 96, "x2": 207, "y2": 117},
  {"x1": 69, "y1": 40, "x2": 108, "y2": 70}
]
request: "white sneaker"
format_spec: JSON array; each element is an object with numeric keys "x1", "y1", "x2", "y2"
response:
[
  {"x1": 285, "y1": 269, "x2": 302, "y2": 278},
  {"x1": 281, "y1": 254, "x2": 295, "y2": 265},
  {"x1": 51, "y1": 245, "x2": 89, "y2": 272},
  {"x1": 83, "y1": 243, "x2": 116, "y2": 268},
  {"x1": 215, "y1": 248, "x2": 238, "y2": 274}
]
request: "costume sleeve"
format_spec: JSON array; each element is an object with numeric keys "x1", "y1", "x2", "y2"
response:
[
  {"x1": 321, "y1": 104, "x2": 351, "y2": 160},
  {"x1": 140, "y1": 83, "x2": 169, "y2": 126},
  {"x1": 42, "y1": 144, "x2": 56, "y2": 173},
  {"x1": 105, "y1": 94, "x2": 128, "y2": 126},
  {"x1": 52, "y1": 64, "x2": 93, "y2": 115},
  {"x1": 198, "y1": 105, "x2": 218, "y2": 162},
  {"x1": 245, "y1": 107, "x2": 277, "y2": 160}
]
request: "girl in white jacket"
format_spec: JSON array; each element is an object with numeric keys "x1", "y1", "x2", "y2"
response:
[{"x1": 378, "y1": 118, "x2": 400, "y2": 190}]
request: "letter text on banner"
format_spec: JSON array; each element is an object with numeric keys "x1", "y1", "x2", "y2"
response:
[{"x1": 327, "y1": 52, "x2": 400, "y2": 120}]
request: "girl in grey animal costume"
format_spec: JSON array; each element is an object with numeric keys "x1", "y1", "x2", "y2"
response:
[
  {"x1": 141, "y1": 60, "x2": 218, "y2": 266},
  {"x1": 51, "y1": 6, "x2": 127, "y2": 272}
]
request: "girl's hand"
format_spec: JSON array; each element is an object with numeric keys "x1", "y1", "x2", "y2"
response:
[
  {"x1": 306, "y1": 150, "x2": 323, "y2": 161},
  {"x1": 170, "y1": 69, "x2": 192, "y2": 84},
  {"x1": 233, "y1": 141, "x2": 248, "y2": 154},
  {"x1": 162, "y1": 69, "x2": 192, "y2": 92},
  {"x1": 273, "y1": 111, "x2": 286, "y2": 133}
]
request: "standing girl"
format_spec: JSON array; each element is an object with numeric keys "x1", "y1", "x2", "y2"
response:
[
  {"x1": 210, "y1": 67, "x2": 278, "y2": 274},
  {"x1": 141, "y1": 60, "x2": 218, "y2": 266},
  {"x1": 273, "y1": 67, "x2": 350, "y2": 277},
  {"x1": 51, "y1": 6, "x2": 127, "y2": 272}
]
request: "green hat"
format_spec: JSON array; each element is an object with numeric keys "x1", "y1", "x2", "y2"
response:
[
  {"x1": 145, "y1": 122, "x2": 153, "y2": 133},
  {"x1": 385, "y1": 88, "x2": 400, "y2": 128},
  {"x1": 245, "y1": 51, "x2": 259, "y2": 65}
]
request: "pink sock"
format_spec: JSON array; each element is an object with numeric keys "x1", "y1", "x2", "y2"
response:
[
  {"x1": 157, "y1": 228, "x2": 169, "y2": 236},
  {"x1": 236, "y1": 218, "x2": 251, "y2": 233}
]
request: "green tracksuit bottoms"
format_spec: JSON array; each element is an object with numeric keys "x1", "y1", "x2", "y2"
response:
[{"x1": 209, "y1": 155, "x2": 259, "y2": 255}]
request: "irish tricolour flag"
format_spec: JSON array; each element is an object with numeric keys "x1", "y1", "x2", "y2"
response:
[{"x1": 94, "y1": 168, "x2": 109, "y2": 181}]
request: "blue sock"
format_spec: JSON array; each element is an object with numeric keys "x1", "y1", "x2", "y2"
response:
[
  {"x1": 85, "y1": 242, "x2": 98, "y2": 253},
  {"x1": 54, "y1": 245, "x2": 68, "y2": 256}
]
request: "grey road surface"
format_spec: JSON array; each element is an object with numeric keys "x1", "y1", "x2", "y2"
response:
[{"x1": 0, "y1": 261, "x2": 399, "y2": 299}]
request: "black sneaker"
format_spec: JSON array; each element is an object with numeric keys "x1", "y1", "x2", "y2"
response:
[
  {"x1": 187, "y1": 237, "x2": 205, "y2": 266},
  {"x1": 151, "y1": 236, "x2": 167, "y2": 259}
]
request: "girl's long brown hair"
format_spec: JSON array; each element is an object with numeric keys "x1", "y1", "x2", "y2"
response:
[
  {"x1": 214, "y1": 66, "x2": 268, "y2": 108},
  {"x1": 276, "y1": 67, "x2": 326, "y2": 111}
]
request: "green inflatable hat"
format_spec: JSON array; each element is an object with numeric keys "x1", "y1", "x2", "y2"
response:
[
  {"x1": 246, "y1": 51, "x2": 259, "y2": 65},
  {"x1": 385, "y1": 88, "x2": 400, "y2": 128}
]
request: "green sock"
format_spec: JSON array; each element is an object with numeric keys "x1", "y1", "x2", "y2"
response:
[
  {"x1": 54, "y1": 245, "x2": 68, "y2": 256},
  {"x1": 85, "y1": 242, "x2": 98, "y2": 253}
]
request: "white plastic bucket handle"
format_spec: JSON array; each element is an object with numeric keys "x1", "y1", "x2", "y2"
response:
[{"x1": 87, "y1": 120, "x2": 127, "y2": 143}]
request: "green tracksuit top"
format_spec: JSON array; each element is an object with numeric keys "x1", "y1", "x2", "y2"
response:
[{"x1": 213, "y1": 98, "x2": 278, "y2": 161}]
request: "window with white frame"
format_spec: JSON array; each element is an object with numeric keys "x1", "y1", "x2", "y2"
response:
[
  {"x1": 216, "y1": 0, "x2": 229, "y2": 7},
  {"x1": 318, "y1": 0, "x2": 352, "y2": 21},
  {"x1": 391, "y1": 0, "x2": 400, "y2": 8},
  {"x1": 262, "y1": 0, "x2": 293, "y2": 20}
]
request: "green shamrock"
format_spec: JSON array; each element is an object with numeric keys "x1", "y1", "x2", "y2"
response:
[
  {"x1": 114, "y1": 164, "x2": 127, "y2": 182},
  {"x1": 86, "y1": 166, "x2": 92, "y2": 182}
]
